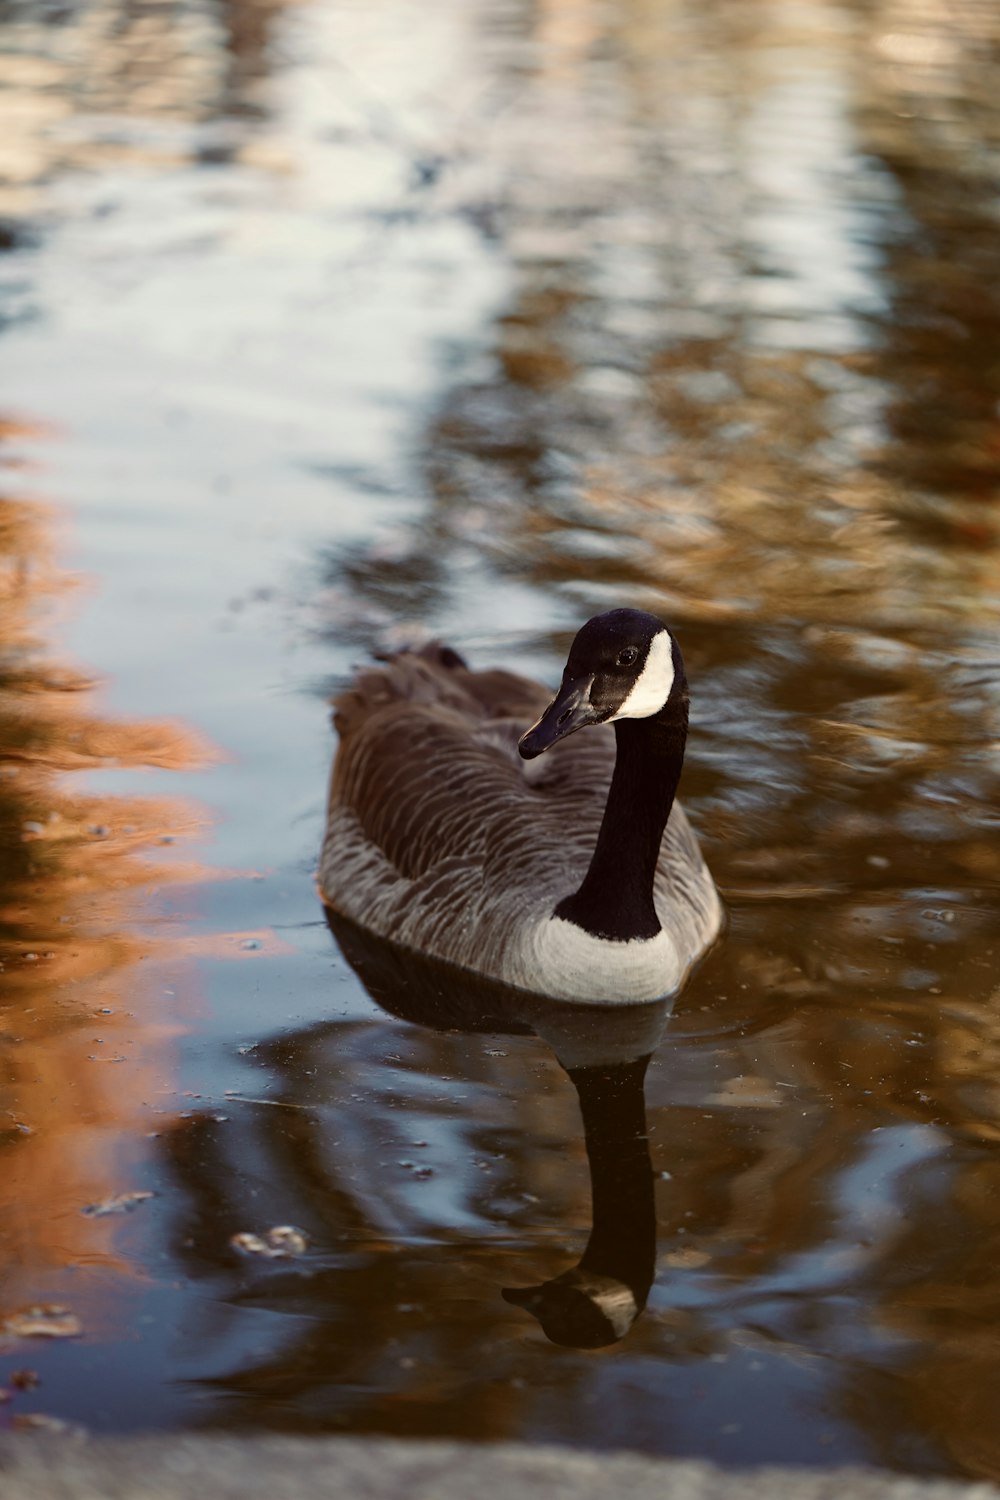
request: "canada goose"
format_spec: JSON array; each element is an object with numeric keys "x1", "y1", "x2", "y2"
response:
[{"x1": 320, "y1": 608, "x2": 722, "y2": 1004}]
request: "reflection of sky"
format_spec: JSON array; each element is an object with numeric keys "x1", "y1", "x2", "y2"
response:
[
  {"x1": 0, "y1": 0, "x2": 507, "y2": 881},
  {"x1": 744, "y1": 68, "x2": 896, "y2": 350}
]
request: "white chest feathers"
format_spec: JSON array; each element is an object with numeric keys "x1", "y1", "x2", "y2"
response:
[{"x1": 525, "y1": 915, "x2": 683, "y2": 1004}]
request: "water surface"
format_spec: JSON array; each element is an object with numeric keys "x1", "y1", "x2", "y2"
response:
[{"x1": 1, "y1": 0, "x2": 1000, "y2": 1479}]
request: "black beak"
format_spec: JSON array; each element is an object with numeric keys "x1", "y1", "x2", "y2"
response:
[{"x1": 518, "y1": 674, "x2": 600, "y2": 760}]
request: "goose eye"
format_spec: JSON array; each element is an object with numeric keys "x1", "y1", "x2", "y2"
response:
[{"x1": 616, "y1": 646, "x2": 639, "y2": 667}]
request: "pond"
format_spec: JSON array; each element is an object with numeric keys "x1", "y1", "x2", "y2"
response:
[{"x1": 1, "y1": 0, "x2": 1000, "y2": 1478}]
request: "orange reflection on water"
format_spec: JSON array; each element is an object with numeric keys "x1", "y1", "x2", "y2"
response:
[{"x1": 0, "y1": 442, "x2": 214, "y2": 1327}]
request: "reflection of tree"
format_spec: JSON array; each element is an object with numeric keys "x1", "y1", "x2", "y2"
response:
[
  {"x1": 862, "y1": 0, "x2": 1000, "y2": 507},
  {"x1": 839, "y1": 3, "x2": 1000, "y2": 1476},
  {"x1": 0, "y1": 435, "x2": 208, "y2": 1316},
  {"x1": 216, "y1": 0, "x2": 294, "y2": 116},
  {"x1": 0, "y1": 0, "x2": 295, "y2": 221}
]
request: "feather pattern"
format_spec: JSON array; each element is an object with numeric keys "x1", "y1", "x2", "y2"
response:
[{"x1": 320, "y1": 640, "x2": 722, "y2": 1005}]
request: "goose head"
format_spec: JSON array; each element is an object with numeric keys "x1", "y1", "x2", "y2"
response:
[{"x1": 519, "y1": 608, "x2": 684, "y2": 760}]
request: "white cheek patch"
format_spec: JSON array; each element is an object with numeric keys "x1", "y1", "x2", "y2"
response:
[{"x1": 609, "y1": 629, "x2": 675, "y2": 721}]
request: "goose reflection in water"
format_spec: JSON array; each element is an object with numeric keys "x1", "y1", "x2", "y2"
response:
[
  {"x1": 163, "y1": 911, "x2": 676, "y2": 1426},
  {"x1": 328, "y1": 910, "x2": 665, "y2": 1350}
]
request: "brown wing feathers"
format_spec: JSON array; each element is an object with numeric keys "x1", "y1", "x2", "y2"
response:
[{"x1": 330, "y1": 646, "x2": 561, "y2": 885}]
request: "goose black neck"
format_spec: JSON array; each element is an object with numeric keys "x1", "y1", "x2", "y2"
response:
[{"x1": 555, "y1": 703, "x2": 687, "y2": 942}]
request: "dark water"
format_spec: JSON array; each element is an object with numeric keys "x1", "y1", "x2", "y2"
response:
[{"x1": 1, "y1": 0, "x2": 1000, "y2": 1478}]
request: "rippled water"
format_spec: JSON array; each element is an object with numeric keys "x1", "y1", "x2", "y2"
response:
[{"x1": 1, "y1": 0, "x2": 1000, "y2": 1478}]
